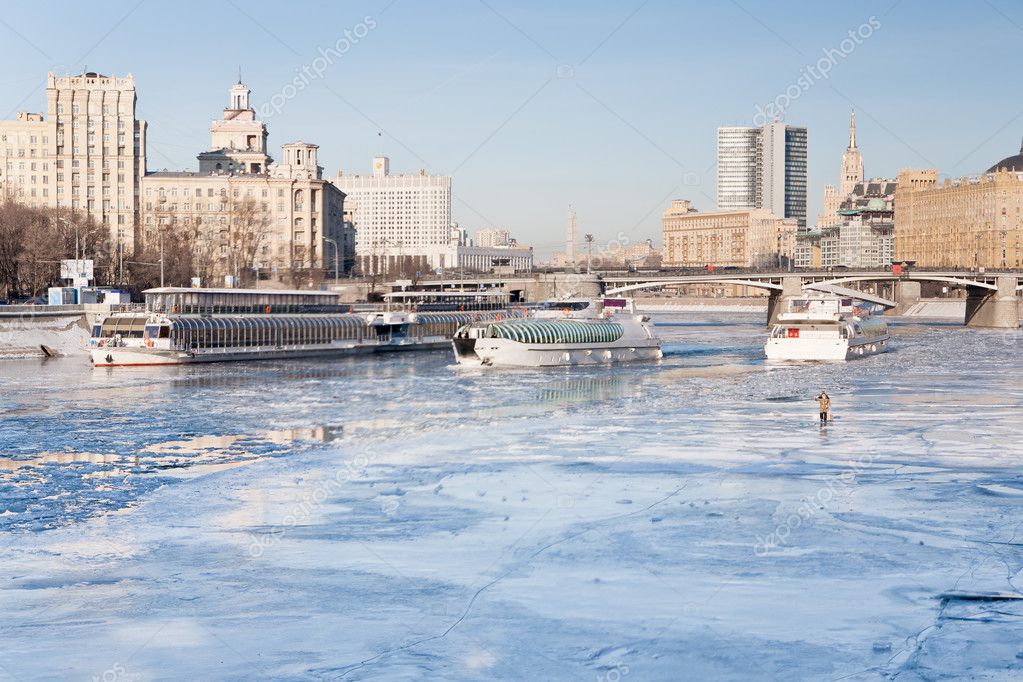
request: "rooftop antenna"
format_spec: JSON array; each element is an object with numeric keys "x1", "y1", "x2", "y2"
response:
[{"x1": 237, "y1": 65, "x2": 242, "y2": 84}]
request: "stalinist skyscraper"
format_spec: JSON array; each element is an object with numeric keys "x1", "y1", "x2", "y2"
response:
[
  {"x1": 839, "y1": 112, "x2": 864, "y2": 196},
  {"x1": 818, "y1": 112, "x2": 864, "y2": 228}
]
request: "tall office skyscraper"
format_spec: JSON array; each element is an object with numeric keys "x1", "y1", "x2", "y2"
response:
[{"x1": 716, "y1": 122, "x2": 807, "y2": 231}]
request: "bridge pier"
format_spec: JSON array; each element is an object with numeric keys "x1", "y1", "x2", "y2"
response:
[
  {"x1": 964, "y1": 276, "x2": 1020, "y2": 329},
  {"x1": 766, "y1": 276, "x2": 804, "y2": 327},
  {"x1": 888, "y1": 280, "x2": 922, "y2": 316},
  {"x1": 524, "y1": 273, "x2": 602, "y2": 302}
]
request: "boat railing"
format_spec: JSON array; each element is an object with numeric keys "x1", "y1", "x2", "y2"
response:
[{"x1": 147, "y1": 303, "x2": 355, "y2": 315}]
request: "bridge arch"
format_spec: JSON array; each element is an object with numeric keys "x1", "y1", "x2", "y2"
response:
[
  {"x1": 605, "y1": 278, "x2": 783, "y2": 296},
  {"x1": 821, "y1": 275, "x2": 997, "y2": 291}
]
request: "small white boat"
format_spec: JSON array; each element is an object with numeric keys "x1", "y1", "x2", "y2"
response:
[
  {"x1": 765, "y1": 295, "x2": 890, "y2": 361},
  {"x1": 452, "y1": 298, "x2": 662, "y2": 368}
]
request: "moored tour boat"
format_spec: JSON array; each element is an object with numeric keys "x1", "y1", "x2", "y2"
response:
[
  {"x1": 90, "y1": 287, "x2": 500, "y2": 367},
  {"x1": 452, "y1": 298, "x2": 662, "y2": 368},
  {"x1": 765, "y1": 295, "x2": 890, "y2": 361}
]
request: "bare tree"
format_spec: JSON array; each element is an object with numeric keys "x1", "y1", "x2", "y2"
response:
[
  {"x1": 0, "y1": 200, "x2": 110, "y2": 297},
  {"x1": 229, "y1": 196, "x2": 272, "y2": 287}
]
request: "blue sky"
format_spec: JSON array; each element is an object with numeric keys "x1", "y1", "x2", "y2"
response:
[{"x1": 1, "y1": 0, "x2": 1021, "y2": 256}]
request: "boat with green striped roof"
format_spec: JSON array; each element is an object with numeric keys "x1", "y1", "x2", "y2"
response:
[{"x1": 452, "y1": 298, "x2": 662, "y2": 368}]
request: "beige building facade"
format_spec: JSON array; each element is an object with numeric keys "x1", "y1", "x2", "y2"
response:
[
  {"x1": 895, "y1": 164, "x2": 1023, "y2": 269},
  {"x1": 0, "y1": 72, "x2": 147, "y2": 247},
  {"x1": 662, "y1": 200, "x2": 796, "y2": 269},
  {"x1": 139, "y1": 82, "x2": 350, "y2": 284}
]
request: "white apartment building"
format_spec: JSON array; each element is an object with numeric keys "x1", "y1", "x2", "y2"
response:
[
  {"x1": 333, "y1": 156, "x2": 453, "y2": 274},
  {"x1": 716, "y1": 126, "x2": 760, "y2": 212},
  {"x1": 0, "y1": 72, "x2": 147, "y2": 247},
  {"x1": 475, "y1": 227, "x2": 511, "y2": 247}
]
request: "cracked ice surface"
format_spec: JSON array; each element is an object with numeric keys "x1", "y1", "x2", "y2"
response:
[{"x1": 1, "y1": 314, "x2": 1023, "y2": 680}]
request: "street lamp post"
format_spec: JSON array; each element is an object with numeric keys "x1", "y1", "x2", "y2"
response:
[
  {"x1": 324, "y1": 237, "x2": 340, "y2": 283},
  {"x1": 59, "y1": 216, "x2": 80, "y2": 263}
]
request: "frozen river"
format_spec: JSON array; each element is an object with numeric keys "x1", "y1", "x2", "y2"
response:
[{"x1": 2, "y1": 313, "x2": 1022, "y2": 680}]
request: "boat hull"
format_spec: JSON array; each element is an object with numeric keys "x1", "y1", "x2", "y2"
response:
[
  {"x1": 765, "y1": 336, "x2": 889, "y2": 362},
  {"x1": 454, "y1": 337, "x2": 663, "y2": 368},
  {"x1": 90, "y1": 339, "x2": 450, "y2": 367}
]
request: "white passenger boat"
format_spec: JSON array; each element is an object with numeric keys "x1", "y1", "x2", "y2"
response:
[
  {"x1": 452, "y1": 298, "x2": 662, "y2": 368},
  {"x1": 89, "y1": 287, "x2": 500, "y2": 367},
  {"x1": 765, "y1": 295, "x2": 890, "y2": 361}
]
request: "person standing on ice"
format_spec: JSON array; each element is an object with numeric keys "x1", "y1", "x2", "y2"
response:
[{"x1": 816, "y1": 391, "x2": 831, "y2": 424}]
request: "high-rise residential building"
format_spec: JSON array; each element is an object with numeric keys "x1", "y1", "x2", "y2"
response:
[
  {"x1": 817, "y1": 112, "x2": 864, "y2": 229},
  {"x1": 839, "y1": 112, "x2": 864, "y2": 197},
  {"x1": 715, "y1": 122, "x2": 807, "y2": 231},
  {"x1": 896, "y1": 143, "x2": 1023, "y2": 269},
  {"x1": 476, "y1": 228, "x2": 510, "y2": 247},
  {"x1": 662, "y1": 199, "x2": 796, "y2": 269},
  {"x1": 138, "y1": 81, "x2": 350, "y2": 283},
  {"x1": 716, "y1": 126, "x2": 761, "y2": 211},
  {"x1": 333, "y1": 157, "x2": 453, "y2": 274},
  {"x1": 0, "y1": 72, "x2": 147, "y2": 248}
]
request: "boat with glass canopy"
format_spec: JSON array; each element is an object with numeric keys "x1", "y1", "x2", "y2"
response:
[
  {"x1": 452, "y1": 298, "x2": 662, "y2": 368},
  {"x1": 89, "y1": 287, "x2": 502, "y2": 367}
]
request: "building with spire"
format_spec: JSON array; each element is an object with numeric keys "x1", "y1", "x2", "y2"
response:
[
  {"x1": 817, "y1": 112, "x2": 864, "y2": 230},
  {"x1": 139, "y1": 80, "x2": 351, "y2": 284},
  {"x1": 799, "y1": 113, "x2": 900, "y2": 269}
]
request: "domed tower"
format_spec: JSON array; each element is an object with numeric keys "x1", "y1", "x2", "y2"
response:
[
  {"x1": 271, "y1": 142, "x2": 322, "y2": 180},
  {"x1": 986, "y1": 138, "x2": 1023, "y2": 173},
  {"x1": 198, "y1": 79, "x2": 271, "y2": 174}
]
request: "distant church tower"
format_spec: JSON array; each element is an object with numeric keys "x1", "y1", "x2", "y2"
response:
[{"x1": 839, "y1": 111, "x2": 864, "y2": 197}]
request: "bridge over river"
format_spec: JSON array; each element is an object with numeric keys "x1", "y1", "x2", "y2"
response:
[{"x1": 394, "y1": 269, "x2": 1023, "y2": 328}]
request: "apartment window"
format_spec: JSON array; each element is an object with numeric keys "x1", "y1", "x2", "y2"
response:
[
  {"x1": 72, "y1": 104, "x2": 79, "y2": 115},
  {"x1": 56, "y1": 104, "x2": 64, "y2": 114},
  {"x1": 117, "y1": 173, "x2": 124, "y2": 182},
  {"x1": 117, "y1": 160, "x2": 125, "y2": 169}
]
